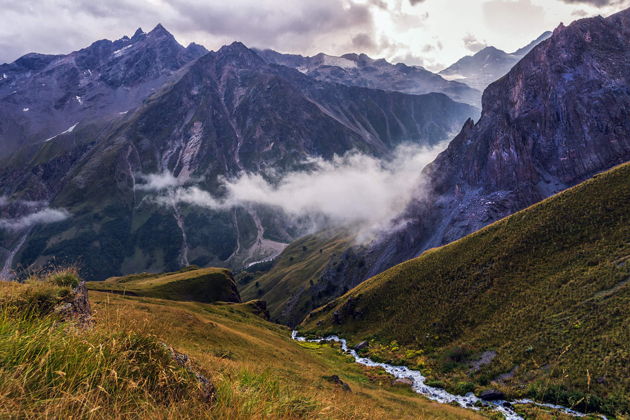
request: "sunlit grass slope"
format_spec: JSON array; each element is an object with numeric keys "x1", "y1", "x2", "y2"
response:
[
  {"x1": 301, "y1": 162, "x2": 630, "y2": 417},
  {"x1": 240, "y1": 229, "x2": 353, "y2": 325},
  {"x1": 88, "y1": 266, "x2": 241, "y2": 303},
  {"x1": 1, "y1": 269, "x2": 485, "y2": 419}
]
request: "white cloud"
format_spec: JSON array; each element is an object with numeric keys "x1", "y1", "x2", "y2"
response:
[
  {"x1": 135, "y1": 171, "x2": 187, "y2": 191},
  {"x1": 0, "y1": 208, "x2": 70, "y2": 231},
  {"x1": 153, "y1": 142, "x2": 447, "y2": 241}
]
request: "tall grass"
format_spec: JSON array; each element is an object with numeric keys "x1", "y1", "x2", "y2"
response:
[{"x1": 0, "y1": 278, "x2": 206, "y2": 419}]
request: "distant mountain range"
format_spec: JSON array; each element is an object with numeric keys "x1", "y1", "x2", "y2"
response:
[
  {"x1": 440, "y1": 31, "x2": 552, "y2": 91},
  {"x1": 256, "y1": 49, "x2": 481, "y2": 106},
  {"x1": 0, "y1": 26, "x2": 475, "y2": 280}
]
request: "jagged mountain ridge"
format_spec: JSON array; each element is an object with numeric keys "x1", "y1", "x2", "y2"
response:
[
  {"x1": 0, "y1": 31, "x2": 476, "y2": 280},
  {"x1": 289, "y1": 10, "x2": 630, "y2": 322},
  {"x1": 0, "y1": 24, "x2": 207, "y2": 158},
  {"x1": 256, "y1": 49, "x2": 482, "y2": 107},
  {"x1": 439, "y1": 31, "x2": 552, "y2": 91}
]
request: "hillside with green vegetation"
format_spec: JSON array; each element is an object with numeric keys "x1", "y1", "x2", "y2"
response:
[
  {"x1": 0, "y1": 269, "x2": 485, "y2": 419},
  {"x1": 301, "y1": 162, "x2": 630, "y2": 417},
  {"x1": 240, "y1": 229, "x2": 354, "y2": 325},
  {"x1": 87, "y1": 266, "x2": 241, "y2": 303}
]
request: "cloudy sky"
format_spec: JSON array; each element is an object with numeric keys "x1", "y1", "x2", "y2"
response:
[{"x1": 1, "y1": 0, "x2": 629, "y2": 71}]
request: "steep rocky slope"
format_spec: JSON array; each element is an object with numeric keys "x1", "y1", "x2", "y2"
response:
[
  {"x1": 0, "y1": 33, "x2": 475, "y2": 280},
  {"x1": 440, "y1": 32, "x2": 551, "y2": 91},
  {"x1": 302, "y1": 162, "x2": 630, "y2": 417},
  {"x1": 320, "y1": 10, "x2": 630, "y2": 296},
  {"x1": 257, "y1": 49, "x2": 481, "y2": 107},
  {"x1": 0, "y1": 24, "x2": 206, "y2": 158}
]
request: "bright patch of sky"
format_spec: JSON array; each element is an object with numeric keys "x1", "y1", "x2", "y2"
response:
[{"x1": 0, "y1": 0, "x2": 628, "y2": 71}]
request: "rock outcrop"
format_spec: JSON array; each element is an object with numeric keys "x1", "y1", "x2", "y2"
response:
[{"x1": 53, "y1": 281, "x2": 93, "y2": 327}]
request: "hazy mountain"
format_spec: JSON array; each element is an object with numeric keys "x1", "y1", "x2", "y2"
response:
[
  {"x1": 439, "y1": 31, "x2": 552, "y2": 91},
  {"x1": 0, "y1": 32, "x2": 475, "y2": 280},
  {"x1": 0, "y1": 24, "x2": 207, "y2": 159},
  {"x1": 256, "y1": 49, "x2": 482, "y2": 107}
]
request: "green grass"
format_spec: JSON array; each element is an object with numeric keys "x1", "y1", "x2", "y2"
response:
[
  {"x1": 240, "y1": 229, "x2": 353, "y2": 325},
  {"x1": 87, "y1": 266, "x2": 241, "y2": 304},
  {"x1": 301, "y1": 162, "x2": 630, "y2": 417}
]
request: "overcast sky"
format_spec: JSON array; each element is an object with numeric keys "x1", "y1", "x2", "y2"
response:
[{"x1": 1, "y1": 0, "x2": 629, "y2": 71}]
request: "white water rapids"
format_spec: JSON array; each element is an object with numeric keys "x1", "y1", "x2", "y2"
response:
[{"x1": 291, "y1": 331, "x2": 606, "y2": 420}]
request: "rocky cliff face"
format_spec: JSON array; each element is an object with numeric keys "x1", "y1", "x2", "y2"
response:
[
  {"x1": 0, "y1": 34, "x2": 475, "y2": 280},
  {"x1": 321, "y1": 11, "x2": 630, "y2": 301},
  {"x1": 0, "y1": 24, "x2": 207, "y2": 158},
  {"x1": 257, "y1": 49, "x2": 482, "y2": 107}
]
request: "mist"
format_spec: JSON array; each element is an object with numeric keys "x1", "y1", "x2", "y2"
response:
[
  {"x1": 148, "y1": 142, "x2": 446, "y2": 241},
  {"x1": 0, "y1": 208, "x2": 71, "y2": 231}
]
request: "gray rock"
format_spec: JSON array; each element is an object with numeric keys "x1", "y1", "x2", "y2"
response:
[
  {"x1": 323, "y1": 375, "x2": 352, "y2": 392},
  {"x1": 393, "y1": 378, "x2": 414, "y2": 387},
  {"x1": 354, "y1": 341, "x2": 369, "y2": 351}
]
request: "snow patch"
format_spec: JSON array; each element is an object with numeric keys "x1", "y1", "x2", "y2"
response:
[
  {"x1": 44, "y1": 123, "x2": 78, "y2": 142},
  {"x1": 113, "y1": 44, "x2": 133, "y2": 57},
  {"x1": 441, "y1": 73, "x2": 467, "y2": 81},
  {"x1": 322, "y1": 54, "x2": 357, "y2": 69}
]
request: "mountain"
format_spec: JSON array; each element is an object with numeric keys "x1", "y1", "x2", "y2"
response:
[
  {"x1": 314, "y1": 10, "x2": 630, "y2": 305},
  {"x1": 301, "y1": 161, "x2": 630, "y2": 417},
  {"x1": 0, "y1": 24, "x2": 207, "y2": 159},
  {"x1": 257, "y1": 49, "x2": 482, "y2": 107},
  {"x1": 439, "y1": 31, "x2": 551, "y2": 91},
  {"x1": 0, "y1": 31, "x2": 476, "y2": 280}
]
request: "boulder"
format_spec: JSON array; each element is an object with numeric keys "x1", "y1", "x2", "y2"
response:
[
  {"x1": 323, "y1": 375, "x2": 352, "y2": 392},
  {"x1": 353, "y1": 341, "x2": 369, "y2": 351},
  {"x1": 53, "y1": 281, "x2": 93, "y2": 327},
  {"x1": 479, "y1": 389, "x2": 506, "y2": 401},
  {"x1": 393, "y1": 378, "x2": 414, "y2": 387}
]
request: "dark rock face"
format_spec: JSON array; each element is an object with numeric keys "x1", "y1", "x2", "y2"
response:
[
  {"x1": 0, "y1": 24, "x2": 207, "y2": 158},
  {"x1": 257, "y1": 49, "x2": 482, "y2": 107},
  {"x1": 479, "y1": 389, "x2": 506, "y2": 401},
  {"x1": 0, "y1": 35, "x2": 475, "y2": 280},
  {"x1": 323, "y1": 10, "x2": 630, "y2": 298},
  {"x1": 440, "y1": 32, "x2": 552, "y2": 91}
]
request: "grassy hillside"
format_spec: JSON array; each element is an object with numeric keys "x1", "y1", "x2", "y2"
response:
[
  {"x1": 0, "y1": 272, "x2": 484, "y2": 419},
  {"x1": 301, "y1": 162, "x2": 630, "y2": 417},
  {"x1": 240, "y1": 229, "x2": 354, "y2": 326},
  {"x1": 87, "y1": 266, "x2": 241, "y2": 303}
]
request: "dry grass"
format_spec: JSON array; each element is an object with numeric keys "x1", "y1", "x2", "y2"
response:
[{"x1": 0, "y1": 274, "x2": 486, "y2": 419}]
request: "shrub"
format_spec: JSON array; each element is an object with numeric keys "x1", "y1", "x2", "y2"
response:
[{"x1": 46, "y1": 269, "x2": 80, "y2": 288}]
